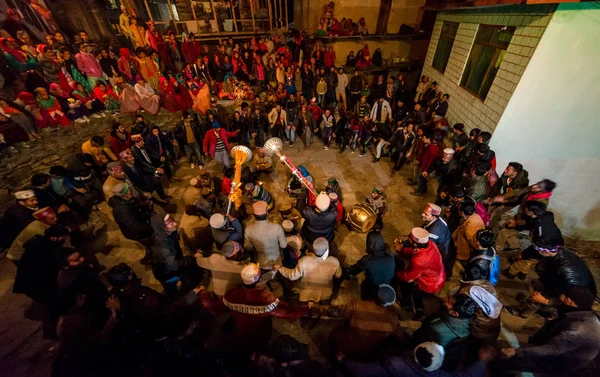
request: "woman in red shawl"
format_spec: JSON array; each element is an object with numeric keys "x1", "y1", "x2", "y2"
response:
[
  {"x1": 117, "y1": 47, "x2": 138, "y2": 85},
  {"x1": 145, "y1": 21, "x2": 171, "y2": 71},
  {"x1": 181, "y1": 33, "x2": 196, "y2": 65},
  {"x1": 355, "y1": 44, "x2": 372, "y2": 69},
  {"x1": 171, "y1": 77, "x2": 193, "y2": 112},
  {"x1": 159, "y1": 77, "x2": 178, "y2": 113},
  {"x1": 93, "y1": 81, "x2": 120, "y2": 113},
  {"x1": 324, "y1": 46, "x2": 336, "y2": 68},
  {"x1": 35, "y1": 87, "x2": 71, "y2": 127},
  {"x1": 15, "y1": 91, "x2": 53, "y2": 129}
]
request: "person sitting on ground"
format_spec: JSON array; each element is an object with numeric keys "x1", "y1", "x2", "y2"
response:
[
  {"x1": 505, "y1": 235, "x2": 596, "y2": 320},
  {"x1": 254, "y1": 147, "x2": 274, "y2": 175},
  {"x1": 179, "y1": 204, "x2": 210, "y2": 254},
  {"x1": 365, "y1": 186, "x2": 387, "y2": 220},
  {"x1": 346, "y1": 230, "x2": 395, "y2": 300},
  {"x1": 412, "y1": 293, "x2": 476, "y2": 348},
  {"x1": 502, "y1": 200, "x2": 564, "y2": 280},
  {"x1": 209, "y1": 213, "x2": 244, "y2": 250},
  {"x1": 500, "y1": 285, "x2": 600, "y2": 376},
  {"x1": 339, "y1": 341, "x2": 495, "y2": 377},
  {"x1": 7, "y1": 207, "x2": 60, "y2": 264},
  {"x1": 277, "y1": 237, "x2": 342, "y2": 303}
]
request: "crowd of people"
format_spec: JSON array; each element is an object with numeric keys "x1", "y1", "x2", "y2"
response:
[{"x1": 1, "y1": 7, "x2": 599, "y2": 377}]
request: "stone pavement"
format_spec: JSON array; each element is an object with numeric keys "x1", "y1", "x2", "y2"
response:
[{"x1": 0, "y1": 109, "x2": 598, "y2": 375}]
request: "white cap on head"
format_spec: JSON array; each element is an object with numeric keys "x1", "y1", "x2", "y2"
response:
[
  {"x1": 414, "y1": 342, "x2": 445, "y2": 372},
  {"x1": 425, "y1": 203, "x2": 442, "y2": 216},
  {"x1": 328, "y1": 192, "x2": 338, "y2": 201},
  {"x1": 241, "y1": 263, "x2": 261, "y2": 285},
  {"x1": 443, "y1": 148, "x2": 455, "y2": 155},
  {"x1": 411, "y1": 227, "x2": 430, "y2": 244},
  {"x1": 189, "y1": 178, "x2": 199, "y2": 186},
  {"x1": 315, "y1": 193, "x2": 330, "y2": 212},
  {"x1": 15, "y1": 190, "x2": 35, "y2": 200},
  {"x1": 282, "y1": 220, "x2": 294, "y2": 232},
  {"x1": 313, "y1": 237, "x2": 329, "y2": 257},
  {"x1": 209, "y1": 213, "x2": 226, "y2": 229}
]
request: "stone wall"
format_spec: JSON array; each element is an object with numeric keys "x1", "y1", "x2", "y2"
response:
[
  {"x1": 421, "y1": 3, "x2": 556, "y2": 133},
  {"x1": 0, "y1": 111, "x2": 177, "y2": 215}
]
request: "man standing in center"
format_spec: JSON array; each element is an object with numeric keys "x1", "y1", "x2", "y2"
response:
[
  {"x1": 203, "y1": 120, "x2": 238, "y2": 170},
  {"x1": 277, "y1": 237, "x2": 342, "y2": 303},
  {"x1": 244, "y1": 201, "x2": 287, "y2": 269}
]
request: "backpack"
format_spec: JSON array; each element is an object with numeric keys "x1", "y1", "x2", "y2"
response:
[{"x1": 470, "y1": 247, "x2": 500, "y2": 286}]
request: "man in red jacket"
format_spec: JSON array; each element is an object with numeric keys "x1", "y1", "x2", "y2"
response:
[
  {"x1": 203, "y1": 120, "x2": 238, "y2": 169},
  {"x1": 395, "y1": 227, "x2": 446, "y2": 320},
  {"x1": 408, "y1": 132, "x2": 440, "y2": 186}
]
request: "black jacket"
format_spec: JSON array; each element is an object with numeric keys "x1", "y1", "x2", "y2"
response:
[
  {"x1": 132, "y1": 145, "x2": 161, "y2": 168},
  {"x1": 349, "y1": 232, "x2": 395, "y2": 294},
  {"x1": 174, "y1": 119, "x2": 203, "y2": 148},
  {"x1": 13, "y1": 235, "x2": 67, "y2": 303},
  {"x1": 108, "y1": 196, "x2": 152, "y2": 241},
  {"x1": 521, "y1": 211, "x2": 564, "y2": 247},
  {"x1": 0, "y1": 203, "x2": 35, "y2": 249},
  {"x1": 467, "y1": 247, "x2": 495, "y2": 280},
  {"x1": 491, "y1": 169, "x2": 529, "y2": 197},
  {"x1": 122, "y1": 161, "x2": 157, "y2": 193},
  {"x1": 326, "y1": 72, "x2": 338, "y2": 91},
  {"x1": 512, "y1": 309, "x2": 600, "y2": 374},
  {"x1": 536, "y1": 247, "x2": 596, "y2": 296},
  {"x1": 150, "y1": 214, "x2": 188, "y2": 280},
  {"x1": 427, "y1": 159, "x2": 462, "y2": 192},
  {"x1": 348, "y1": 75, "x2": 362, "y2": 93},
  {"x1": 298, "y1": 192, "x2": 337, "y2": 244}
]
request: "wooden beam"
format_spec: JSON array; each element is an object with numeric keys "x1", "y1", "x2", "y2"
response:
[
  {"x1": 190, "y1": 0, "x2": 198, "y2": 26},
  {"x1": 284, "y1": 0, "x2": 289, "y2": 31},
  {"x1": 249, "y1": 0, "x2": 257, "y2": 32},
  {"x1": 231, "y1": 2, "x2": 238, "y2": 32},
  {"x1": 165, "y1": 0, "x2": 178, "y2": 33},
  {"x1": 278, "y1": 0, "x2": 283, "y2": 29},
  {"x1": 267, "y1": 0, "x2": 273, "y2": 31},
  {"x1": 143, "y1": 0, "x2": 153, "y2": 21}
]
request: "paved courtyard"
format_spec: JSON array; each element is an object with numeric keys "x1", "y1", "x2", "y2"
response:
[{"x1": 0, "y1": 111, "x2": 597, "y2": 376}]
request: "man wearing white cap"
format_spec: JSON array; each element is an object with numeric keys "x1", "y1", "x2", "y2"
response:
[
  {"x1": 195, "y1": 241, "x2": 248, "y2": 297},
  {"x1": 210, "y1": 213, "x2": 243, "y2": 250},
  {"x1": 244, "y1": 201, "x2": 286, "y2": 268},
  {"x1": 339, "y1": 340, "x2": 494, "y2": 377},
  {"x1": 183, "y1": 177, "x2": 202, "y2": 206},
  {"x1": 0, "y1": 190, "x2": 38, "y2": 251},
  {"x1": 395, "y1": 227, "x2": 446, "y2": 319},
  {"x1": 277, "y1": 237, "x2": 342, "y2": 303},
  {"x1": 281, "y1": 220, "x2": 304, "y2": 268},
  {"x1": 298, "y1": 191, "x2": 338, "y2": 244},
  {"x1": 421, "y1": 203, "x2": 452, "y2": 270},
  {"x1": 197, "y1": 263, "x2": 308, "y2": 352},
  {"x1": 412, "y1": 147, "x2": 461, "y2": 197}
]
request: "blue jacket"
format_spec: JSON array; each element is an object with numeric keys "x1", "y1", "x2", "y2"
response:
[{"x1": 424, "y1": 217, "x2": 452, "y2": 260}]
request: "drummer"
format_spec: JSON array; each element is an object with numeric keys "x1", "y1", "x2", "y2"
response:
[
  {"x1": 365, "y1": 186, "x2": 388, "y2": 219},
  {"x1": 244, "y1": 182, "x2": 274, "y2": 211}
]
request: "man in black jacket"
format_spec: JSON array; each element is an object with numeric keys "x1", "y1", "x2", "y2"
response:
[
  {"x1": 501, "y1": 201, "x2": 564, "y2": 280},
  {"x1": 505, "y1": 235, "x2": 596, "y2": 319},
  {"x1": 251, "y1": 107, "x2": 270, "y2": 147},
  {"x1": 298, "y1": 191, "x2": 337, "y2": 245},
  {"x1": 108, "y1": 182, "x2": 153, "y2": 264},
  {"x1": 346, "y1": 231, "x2": 395, "y2": 299},
  {"x1": 0, "y1": 190, "x2": 38, "y2": 253},
  {"x1": 325, "y1": 66, "x2": 338, "y2": 106},
  {"x1": 413, "y1": 148, "x2": 461, "y2": 198},
  {"x1": 120, "y1": 148, "x2": 170, "y2": 200},
  {"x1": 501, "y1": 285, "x2": 600, "y2": 376},
  {"x1": 348, "y1": 70, "x2": 362, "y2": 111},
  {"x1": 465, "y1": 230, "x2": 496, "y2": 281},
  {"x1": 174, "y1": 111, "x2": 204, "y2": 168},
  {"x1": 228, "y1": 111, "x2": 250, "y2": 146},
  {"x1": 143, "y1": 127, "x2": 175, "y2": 180}
]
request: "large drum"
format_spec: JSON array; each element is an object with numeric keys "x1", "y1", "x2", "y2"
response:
[{"x1": 346, "y1": 202, "x2": 378, "y2": 233}]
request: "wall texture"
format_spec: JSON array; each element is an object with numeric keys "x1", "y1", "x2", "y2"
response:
[
  {"x1": 490, "y1": 2, "x2": 600, "y2": 240},
  {"x1": 294, "y1": 0, "x2": 425, "y2": 35},
  {"x1": 421, "y1": 4, "x2": 555, "y2": 133}
]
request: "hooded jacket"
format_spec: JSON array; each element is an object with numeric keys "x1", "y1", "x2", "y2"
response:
[
  {"x1": 459, "y1": 280, "x2": 501, "y2": 340},
  {"x1": 150, "y1": 214, "x2": 188, "y2": 281},
  {"x1": 349, "y1": 232, "x2": 395, "y2": 292}
]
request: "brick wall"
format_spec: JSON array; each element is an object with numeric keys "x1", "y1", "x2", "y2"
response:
[{"x1": 422, "y1": 4, "x2": 557, "y2": 133}]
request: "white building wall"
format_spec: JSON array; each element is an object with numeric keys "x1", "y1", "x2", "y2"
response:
[
  {"x1": 422, "y1": 4, "x2": 555, "y2": 133},
  {"x1": 490, "y1": 2, "x2": 600, "y2": 240}
]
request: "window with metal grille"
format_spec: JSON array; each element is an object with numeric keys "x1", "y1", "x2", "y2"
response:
[
  {"x1": 432, "y1": 21, "x2": 459, "y2": 74},
  {"x1": 460, "y1": 25, "x2": 516, "y2": 100}
]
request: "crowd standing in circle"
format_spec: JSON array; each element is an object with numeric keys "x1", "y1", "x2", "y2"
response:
[{"x1": 1, "y1": 6, "x2": 599, "y2": 377}]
